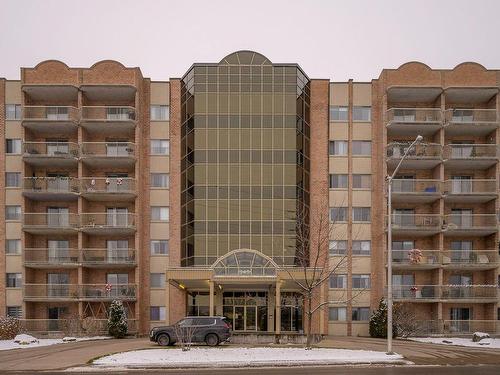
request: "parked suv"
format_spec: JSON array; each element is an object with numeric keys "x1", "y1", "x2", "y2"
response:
[{"x1": 150, "y1": 316, "x2": 231, "y2": 347}]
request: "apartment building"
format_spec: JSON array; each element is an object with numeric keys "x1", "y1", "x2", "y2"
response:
[{"x1": 0, "y1": 52, "x2": 499, "y2": 337}]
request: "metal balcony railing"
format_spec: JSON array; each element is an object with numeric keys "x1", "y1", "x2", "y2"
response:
[
  {"x1": 81, "y1": 106, "x2": 136, "y2": 121},
  {"x1": 415, "y1": 320, "x2": 500, "y2": 335},
  {"x1": 387, "y1": 108, "x2": 442, "y2": 124},
  {"x1": 19, "y1": 318, "x2": 138, "y2": 334},
  {"x1": 445, "y1": 109, "x2": 498, "y2": 124},
  {"x1": 390, "y1": 214, "x2": 442, "y2": 230},
  {"x1": 444, "y1": 144, "x2": 498, "y2": 159},
  {"x1": 24, "y1": 248, "x2": 79, "y2": 266},
  {"x1": 22, "y1": 106, "x2": 79, "y2": 122},
  {"x1": 23, "y1": 213, "x2": 79, "y2": 229},
  {"x1": 386, "y1": 143, "x2": 442, "y2": 159},
  {"x1": 392, "y1": 179, "x2": 441, "y2": 194},
  {"x1": 80, "y1": 284, "x2": 136, "y2": 300},
  {"x1": 389, "y1": 250, "x2": 440, "y2": 266},
  {"x1": 443, "y1": 179, "x2": 497, "y2": 195},
  {"x1": 23, "y1": 142, "x2": 79, "y2": 158},
  {"x1": 80, "y1": 177, "x2": 136, "y2": 194},
  {"x1": 392, "y1": 285, "x2": 499, "y2": 301},
  {"x1": 441, "y1": 250, "x2": 499, "y2": 266},
  {"x1": 81, "y1": 248, "x2": 136, "y2": 265},
  {"x1": 443, "y1": 214, "x2": 498, "y2": 230},
  {"x1": 80, "y1": 142, "x2": 135, "y2": 157},
  {"x1": 80, "y1": 213, "x2": 136, "y2": 228},
  {"x1": 23, "y1": 177, "x2": 79, "y2": 194},
  {"x1": 24, "y1": 284, "x2": 79, "y2": 300},
  {"x1": 24, "y1": 284, "x2": 137, "y2": 300}
]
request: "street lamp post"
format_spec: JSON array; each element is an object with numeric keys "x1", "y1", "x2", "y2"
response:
[{"x1": 386, "y1": 134, "x2": 423, "y2": 354}]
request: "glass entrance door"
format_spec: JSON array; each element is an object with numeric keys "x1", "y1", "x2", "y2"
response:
[
  {"x1": 223, "y1": 292, "x2": 267, "y2": 331},
  {"x1": 232, "y1": 306, "x2": 257, "y2": 331}
]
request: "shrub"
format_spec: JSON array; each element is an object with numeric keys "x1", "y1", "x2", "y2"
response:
[
  {"x1": 0, "y1": 316, "x2": 22, "y2": 340},
  {"x1": 369, "y1": 298, "x2": 397, "y2": 338},
  {"x1": 107, "y1": 300, "x2": 128, "y2": 338}
]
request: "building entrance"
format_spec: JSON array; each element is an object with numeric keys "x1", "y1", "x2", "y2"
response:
[{"x1": 222, "y1": 292, "x2": 268, "y2": 331}]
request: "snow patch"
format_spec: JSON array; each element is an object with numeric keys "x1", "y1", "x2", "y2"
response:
[
  {"x1": 0, "y1": 336, "x2": 110, "y2": 351},
  {"x1": 411, "y1": 336, "x2": 500, "y2": 349},
  {"x1": 92, "y1": 347, "x2": 406, "y2": 368}
]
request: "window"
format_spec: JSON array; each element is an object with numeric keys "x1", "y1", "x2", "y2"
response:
[
  {"x1": 330, "y1": 106, "x2": 348, "y2": 121},
  {"x1": 329, "y1": 274, "x2": 347, "y2": 289},
  {"x1": 329, "y1": 307, "x2": 347, "y2": 321},
  {"x1": 329, "y1": 240, "x2": 347, "y2": 255},
  {"x1": 329, "y1": 174, "x2": 348, "y2": 189},
  {"x1": 330, "y1": 207, "x2": 348, "y2": 222},
  {"x1": 6, "y1": 273, "x2": 22, "y2": 288},
  {"x1": 329, "y1": 141, "x2": 348, "y2": 156},
  {"x1": 352, "y1": 174, "x2": 371, "y2": 189},
  {"x1": 5, "y1": 104, "x2": 21, "y2": 120},
  {"x1": 6, "y1": 239, "x2": 21, "y2": 255},
  {"x1": 5, "y1": 206, "x2": 21, "y2": 220},
  {"x1": 151, "y1": 206, "x2": 169, "y2": 221},
  {"x1": 151, "y1": 139, "x2": 170, "y2": 155},
  {"x1": 352, "y1": 307, "x2": 370, "y2": 321},
  {"x1": 352, "y1": 141, "x2": 371, "y2": 156},
  {"x1": 6, "y1": 306, "x2": 22, "y2": 318},
  {"x1": 150, "y1": 306, "x2": 166, "y2": 321},
  {"x1": 150, "y1": 105, "x2": 169, "y2": 121},
  {"x1": 150, "y1": 273, "x2": 165, "y2": 288},
  {"x1": 5, "y1": 172, "x2": 21, "y2": 187},
  {"x1": 352, "y1": 274, "x2": 371, "y2": 289},
  {"x1": 6, "y1": 139, "x2": 21, "y2": 154},
  {"x1": 151, "y1": 240, "x2": 169, "y2": 255},
  {"x1": 353, "y1": 106, "x2": 371, "y2": 122},
  {"x1": 353, "y1": 207, "x2": 371, "y2": 222},
  {"x1": 150, "y1": 173, "x2": 170, "y2": 188},
  {"x1": 352, "y1": 241, "x2": 371, "y2": 255}
]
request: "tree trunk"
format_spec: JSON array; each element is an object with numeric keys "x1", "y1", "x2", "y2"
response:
[{"x1": 306, "y1": 294, "x2": 313, "y2": 349}]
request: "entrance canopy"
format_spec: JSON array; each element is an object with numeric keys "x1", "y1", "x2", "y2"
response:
[{"x1": 212, "y1": 249, "x2": 277, "y2": 277}]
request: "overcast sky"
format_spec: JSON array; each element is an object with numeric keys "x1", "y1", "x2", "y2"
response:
[{"x1": 1, "y1": 0, "x2": 499, "y2": 81}]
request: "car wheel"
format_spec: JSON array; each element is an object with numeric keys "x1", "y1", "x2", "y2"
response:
[
  {"x1": 205, "y1": 333, "x2": 219, "y2": 347},
  {"x1": 157, "y1": 333, "x2": 170, "y2": 346}
]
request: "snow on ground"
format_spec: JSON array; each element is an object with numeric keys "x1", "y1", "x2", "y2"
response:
[
  {"x1": 92, "y1": 347, "x2": 406, "y2": 368},
  {"x1": 0, "y1": 335, "x2": 110, "y2": 351},
  {"x1": 411, "y1": 337, "x2": 500, "y2": 349}
]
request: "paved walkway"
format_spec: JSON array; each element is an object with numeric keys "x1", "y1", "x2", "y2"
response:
[{"x1": 0, "y1": 336, "x2": 499, "y2": 371}]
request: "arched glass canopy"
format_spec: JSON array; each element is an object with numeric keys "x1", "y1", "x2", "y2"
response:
[
  {"x1": 219, "y1": 50, "x2": 271, "y2": 65},
  {"x1": 212, "y1": 249, "x2": 277, "y2": 277}
]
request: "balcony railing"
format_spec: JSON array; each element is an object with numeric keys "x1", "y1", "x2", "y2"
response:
[
  {"x1": 392, "y1": 285, "x2": 499, "y2": 301},
  {"x1": 443, "y1": 214, "x2": 498, "y2": 230},
  {"x1": 392, "y1": 179, "x2": 441, "y2": 194},
  {"x1": 24, "y1": 248, "x2": 79, "y2": 266},
  {"x1": 443, "y1": 179, "x2": 497, "y2": 195},
  {"x1": 444, "y1": 144, "x2": 498, "y2": 159},
  {"x1": 24, "y1": 284, "x2": 80, "y2": 300},
  {"x1": 80, "y1": 213, "x2": 136, "y2": 229},
  {"x1": 80, "y1": 177, "x2": 136, "y2": 194},
  {"x1": 19, "y1": 318, "x2": 137, "y2": 334},
  {"x1": 81, "y1": 248, "x2": 136, "y2": 266},
  {"x1": 23, "y1": 213, "x2": 79, "y2": 229},
  {"x1": 387, "y1": 108, "x2": 442, "y2": 124},
  {"x1": 80, "y1": 142, "x2": 135, "y2": 157},
  {"x1": 386, "y1": 143, "x2": 442, "y2": 159},
  {"x1": 80, "y1": 284, "x2": 136, "y2": 300},
  {"x1": 23, "y1": 142, "x2": 79, "y2": 158},
  {"x1": 23, "y1": 177, "x2": 80, "y2": 194},
  {"x1": 441, "y1": 250, "x2": 499, "y2": 266},
  {"x1": 415, "y1": 320, "x2": 500, "y2": 335},
  {"x1": 390, "y1": 214, "x2": 442, "y2": 230},
  {"x1": 81, "y1": 106, "x2": 136, "y2": 121},
  {"x1": 445, "y1": 109, "x2": 498, "y2": 124},
  {"x1": 390, "y1": 250, "x2": 440, "y2": 267},
  {"x1": 22, "y1": 106, "x2": 79, "y2": 122}
]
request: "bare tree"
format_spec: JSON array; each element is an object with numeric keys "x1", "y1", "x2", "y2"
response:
[
  {"x1": 282, "y1": 202, "x2": 364, "y2": 349},
  {"x1": 173, "y1": 320, "x2": 198, "y2": 351}
]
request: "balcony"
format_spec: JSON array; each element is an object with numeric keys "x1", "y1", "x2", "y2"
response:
[
  {"x1": 445, "y1": 109, "x2": 498, "y2": 135},
  {"x1": 24, "y1": 284, "x2": 79, "y2": 301},
  {"x1": 441, "y1": 250, "x2": 499, "y2": 270},
  {"x1": 80, "y1": 284, "x2": 137, "y2": 301},
  {"x1": 391, "y1": 179, "x2": 441, "y2": 203},
  {"x1": 392, "y1": 285, "x2": 498, "y2": 302},
  {"x1": 81, "y1": 248, "x2": 136, "y2": 268},
  {"x1": 22, "y1": 106, "x2": 79, "y2": 134},
  {"x1": 386, "y1": 108, "x2": 442, "y2": 136},
  {"x1": 443, "y1": 214, "x2": 498, "y2": 236},
  {"x1": 389, "y1": 250, "x2": 441, "y2": 270},
  {"x1": 23, "y1": 213, "x2": 79, "y2": 234},
  {"x1": 389, "y1": 214, "x2": 441, "y2": 236},
  {"x1": 80, "y1": 213, "x2": 136, "y2": 235},
  {"x1": 444, "y1": 144, "x2": 498, "y2": 169},
  {"x1": 80, "y1": 177, "x2": 136, "y2": 202},
  {"x1": 81, "y1": 106, "x2": 136, "y2": 135},
  {"x1": 24, "y1": 248, "x2": 79, "y2": 268},
  {"x1": 386, "y1": 143, "x2": 442, "y2": 170},
  {"x1": 443, "y1": 179, "x2": 497, "y2": 203},
  {"x1": 23, "y1": 142, "x2": 79, "y2": 168},
  {"x1": 80, "y1": 142, "x2": 136, "y2": 168},
  {"x1": 23, "y1": 177, "x2": 79, "y2": 201}
]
